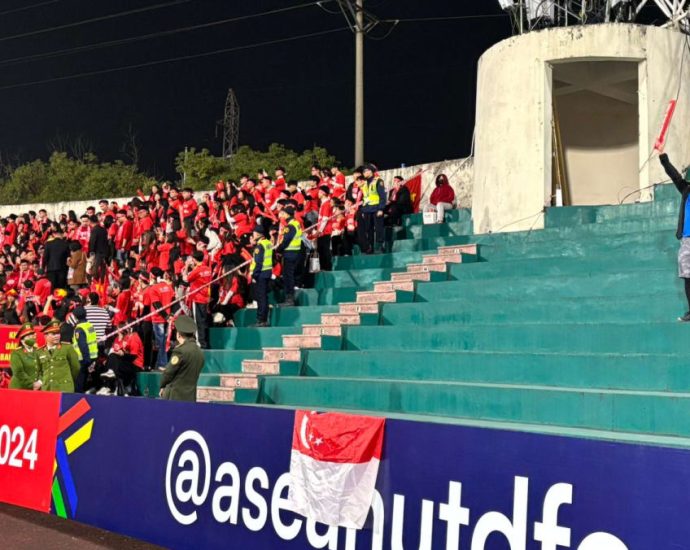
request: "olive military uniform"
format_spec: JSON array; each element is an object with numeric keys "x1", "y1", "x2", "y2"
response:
[
  {"x1": 36, "y1": 319, "x2": 80, "y2": 392},
  {"x1": 8, "y1": 323, "x2": 38, "y2": 390},
  {"x1": 9, "y1": 349, "x2": 38, "y2": 390},
  {"x1": 159, "y1": 316, "x2": 205, "y2": 402}
]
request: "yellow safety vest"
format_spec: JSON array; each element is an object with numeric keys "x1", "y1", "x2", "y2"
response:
[
  {"x1": 362, "y1": 179, "x2": 381, "y2": 206},
  {"x1": 73, "y1": 321, "x2": 98, "y2": 361},
  {"x1": 285, "y1": 219, "x2": 303, "y2": 252},
  {"x1": 250, "y1": 239, "x2": 273, "y2": 272}
]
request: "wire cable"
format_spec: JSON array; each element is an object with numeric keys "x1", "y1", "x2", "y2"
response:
[
  {"x1": 0, "y1": 27, "x2": 350, "y2": 92},
  {"x1": 0, "y1": 0, "x2": 59, "y2": 17},
  {"x1": 382, "y1": 14, "x2": 509, "y2": 23},
  {"x1": 0, "y1": 1, "x2": 335, "y2": 68},
  {"x1": 0, "y1": 0, "x2": 192, "y2": 44}
]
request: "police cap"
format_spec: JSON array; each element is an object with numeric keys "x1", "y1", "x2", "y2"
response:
[
  {"x1": 43, "y1": 319, "x2": 61, "y2": 335},
  {"x1": 174, "y1": 315, "x2": 197, "y2": 335}
]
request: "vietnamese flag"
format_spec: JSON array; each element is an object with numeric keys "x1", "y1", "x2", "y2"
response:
[
  {"x1": 288, "y1": 410, "x2": 385, "y2": 528},
  {"x1": 405, "y1": 171, "x2": 423, "y2": 213}
]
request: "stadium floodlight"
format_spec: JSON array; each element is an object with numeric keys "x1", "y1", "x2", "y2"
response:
[{"x1": 496, "y1": 0, "x2": 516, "y2": 8}]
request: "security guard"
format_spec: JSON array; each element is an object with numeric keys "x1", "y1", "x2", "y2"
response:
[
  {"x1": 159, "y1": 315, "x2": 205, "y2": 402},
  {"x1": 8, "y1": 323, "x2": 38, "y2": 390},
  {"x1": 361, "y1": 163, "x2": 387, "y2": 254},
  {"x1": 72, "y1": 306, "x2": 98, "y2": 393},
  {"x1": 250, "y1": 226, "x2": 274, "y2": 327},
  {"x1": 275, "y1": 206, "x2": 302, "y2": 306},
  {"x1": 34, "y1": 319, "x2": 80, "y2": 393}
]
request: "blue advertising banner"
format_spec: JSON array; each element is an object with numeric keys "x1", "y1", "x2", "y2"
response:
[{"x1": 54, "y1": 393, "x2": 690, "y2": 549}]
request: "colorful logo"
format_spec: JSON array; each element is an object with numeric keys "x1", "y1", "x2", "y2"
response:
[{"x1": 51, "y1": 398, "x2": 94, "y2": 518}]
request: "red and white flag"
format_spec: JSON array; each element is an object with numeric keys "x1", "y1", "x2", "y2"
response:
[{"x1": 288, "y1": 410, "x2": 385, "y2": 529}]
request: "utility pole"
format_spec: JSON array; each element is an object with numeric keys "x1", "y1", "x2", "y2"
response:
[{"x1": 354, "y1": 0, "x2": 364, "y2": 167}]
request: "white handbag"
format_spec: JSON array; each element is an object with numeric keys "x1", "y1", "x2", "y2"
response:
[{"x1": 309, "y1": 253, "x2": 321, "y2": 273}]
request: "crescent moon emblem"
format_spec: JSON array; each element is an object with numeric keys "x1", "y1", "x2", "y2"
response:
[{"x1": 300, "y1": 414, "x2": 311, "y2": 450}]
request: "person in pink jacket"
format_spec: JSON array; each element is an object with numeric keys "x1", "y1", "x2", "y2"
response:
[{"x1": 428, "y1": 174, "x2": 455, "y2": 224}]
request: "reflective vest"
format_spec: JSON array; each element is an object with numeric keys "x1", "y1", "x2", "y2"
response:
[
  {"x1": 285, "y1": 219, "x2": 303, "y2": 252},
  {"x1": 362, "y1": 179, "x2": 381, "y2": 206},
  {"x1": 250, "y1": 239, "x2": 273, "y2": 272},
  {"x1": 73, "y1": 321, "x2": 98, "y2": 362}
]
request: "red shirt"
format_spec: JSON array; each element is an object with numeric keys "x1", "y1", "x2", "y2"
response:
[
  {"x1": 318, "y1": 200, "x2": 334, "y2": 236},
  {"x1": 112, "y1": 289, "x2": 132, "y2": 326},
  {"x1": 187, "y1": 264, "x2": 212, "y2": 304},
  {"x1": 143, "y1": 281, "x2": 174, "y2": 324},
  {"x1": 181, "y1": 198, "x2": 198, "y2": 219},
  {"x1": 75, "y1": 226, "x2": 91, "y2": 255},
  {"x1": 115, "y1": 220, "x2": 133, "y2": 251},
  {"x1": 34, "y1": 278, "x2": 52, "y2": 306},
  {"x1": 114, "y1": 331, "x2": 144, "y2": 369}
]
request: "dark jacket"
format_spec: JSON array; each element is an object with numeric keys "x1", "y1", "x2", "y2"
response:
[
  {"x1": 43, "y1": 237, "x2": 70, "y2": 272},
  {"x1": 390, "y1": 185, "x2": 413, "y2": 215},
  {"x1": 659, "y1": 153, "x2": 690, "y2": 240},
  {"x1": 88, "y1": 224, "x2": 109, "y2": 257}
]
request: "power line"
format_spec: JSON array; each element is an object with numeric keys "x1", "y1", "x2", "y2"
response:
[
  {"x1": 0, "y1": 27, "x2": 350, "y2": 92},
  {"x1": 384, "y1": 14, "x2": 509, "y2": 23},
  {"x1": 0, "y1": 0, "x2": 333, "y2": 67},
  {"x1": 0, "y1": 0, "x2": 60, "y2": 17},
  {"x1": 0, "y1": 0, "x2": 192, "y2": 44}
]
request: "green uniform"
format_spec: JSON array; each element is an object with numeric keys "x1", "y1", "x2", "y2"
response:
[
  {"x1": 160, "y1": 339, "x2": 205, "y2": 402},
  {"x1": 8, "y1": 348, "x2": 38, "y2": 390},
  {"x1": 36, "y1": 344, "x2": 80, "y2": 392}
]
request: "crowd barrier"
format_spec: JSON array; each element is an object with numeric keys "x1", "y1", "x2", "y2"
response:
[{"x1": 0, "y1": 389, "x2": 688, "y2": 548}]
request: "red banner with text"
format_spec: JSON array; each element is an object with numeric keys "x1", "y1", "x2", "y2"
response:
[
  {"x1": 0, "y1": 325, "x2": 20, "y2": 368},
  {"x1": 0, "y1": 390, "x2": 61, "y2": 512}
]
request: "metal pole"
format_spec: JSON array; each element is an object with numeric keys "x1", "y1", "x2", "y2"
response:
[
  {"x1": 519, "y1": 0, "x2": 524, "y2": 34},
  {"x1": 355, "y1": 0, "x2": 364, "y2": 167}
]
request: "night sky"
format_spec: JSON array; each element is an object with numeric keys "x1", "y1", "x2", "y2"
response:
[{"x1": 0, "y1": 1, "x2": 661, "y2": 180}]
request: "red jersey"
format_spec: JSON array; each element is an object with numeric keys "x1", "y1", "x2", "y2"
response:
[
  {"x1": 187, "y1": 264, "x2": 212, "y2": 304},
  {"x1": 115, "y1": 220, "x2": 133, "y2": 251},
  {"x1": 181, "y1": 198, "x2": 198, "y2": 219},
  {"x1": 112, "y1": 289, "x2": 132, "y2": 326},
  {"x1": 114, "y1": 331, "x2": 144, "y2": 369},
  {"x1": 75, "y1": 226, "x2": 91, "y2": 254},
  {"x1": 34, "y1": 278, "x2": 52, "y2": 306},
  {"x1": 318, "y1": 200, "x2": 334, "y2": 236},
  {"x1": 143, "y1": 281, "x2": 174, "y2": 324}
]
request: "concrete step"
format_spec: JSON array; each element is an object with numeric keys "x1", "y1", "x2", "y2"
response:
[
  {"x1": 282, "y1": 334, "x2": 324, "y2": 349},
  {"x1": 220, "y1": 373, "x2": 260, "y2": 389},
  {"x1": 390, "y1": 271, "x2": 433, "y2": 282},
  {"x1": 407, "y1": 262, "x2": 447, "y2": 273},
  {"x1": 373, "y1": 280, "x2": 415, "y2": 293},
  {"x1": 339, "y1": 302, "x2": 380, "y2": 314},
  {"x1": 263, "y1": 347, "x2": 302, "y2": 362},
  {"x1": 197, "y1": 386, "x2": 235, "y2": 403},
  {"x1": 302, "y1": 324, "x2": 342, "y2": 337},
  {"x1": 422, "y1": 252, "x2": 464, "y2": 264},
  {"x1": 321, "y1": 313, "x2": 362, "y2": 326},
  {"x1": 356, "y1": 290, "x2": 398, "y2": 304},
  {"x1": 436, "y1": 243, "x2": 479, "y2": 256},
  {"x1": 242, "y1": 359, "x2": 280, "y2": 375}
]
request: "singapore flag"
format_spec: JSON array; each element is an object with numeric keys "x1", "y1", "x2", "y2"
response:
[{"x1": 287, "y1": 410, "x2": 385, "y2": 529}]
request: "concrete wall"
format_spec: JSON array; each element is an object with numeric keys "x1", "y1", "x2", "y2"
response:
[
  {"x1": 472, "y1": 24, "x2": 690, "y2": 233},
  {"x1": 0, "y1": 158, "x2": 474, "y2": 219}
]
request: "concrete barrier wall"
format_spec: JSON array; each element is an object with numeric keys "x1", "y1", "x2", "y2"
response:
[{"x1": 0, "y1": 157, "x2": 473, "y2": 220}]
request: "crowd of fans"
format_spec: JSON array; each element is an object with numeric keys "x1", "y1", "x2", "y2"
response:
[{"x1": 0, "y1": 163, "x2": 453, "y2": 394}]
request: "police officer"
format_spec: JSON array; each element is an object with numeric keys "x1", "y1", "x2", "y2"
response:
[
  {"x1": 159, "y1": 315, "x2": 205, "y2": 402},
  {"x1": 360, "y1": 163, "x2": 387, "y2": 254},
  {"x1": 34, "y1": 319, "x2": 80, "y2": 393},
  {"x1": 72, "y1": 306, "x2": 99, "y2": 393},
  {"x1": 250, "y1": 226, "x2": 274, "y2": 327},
  {"x1": 8, "y1": 323, "x2": 38, "y2": 390},
  {"x1": 275, "y1": 206, "x2": 302, "y2": 306}
]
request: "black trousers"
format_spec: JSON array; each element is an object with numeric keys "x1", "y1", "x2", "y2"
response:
[
  {"x1": 252, "y1": 274, "x2": 271, "y2": 323},
  {"x1": 137, "y1": 321, "x2": 153, "y2": 369},
  {"x1": 75, "y1": 360, "x2": 93, "y2": 393},
  {"x1": 193, "y1": 302, "x2": 209, "y2": 348},
  {"x1": 362, "y1": 211, "x2": 384, "y2": 252},
  {"x1": 316, "y1": 235, "x2": 332, "y2": 271},
  {"x1": 282, "y1": 251, "x2": 301, "y2": 297},
  {"x1": 105, "y1": 354, "x2": 138, "y2": 387},
  {"x1": 47, "y1": 270, "x2": 67, "y2": 290}
]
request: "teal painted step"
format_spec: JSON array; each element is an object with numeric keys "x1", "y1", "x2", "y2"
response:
[
  {"x1": 314, "y1": 268, "x2": 397, "y2": 289},
  {"x1": 448, "y1": 252, "x2": 675, "y2": 280},
  {"x1": 655, "y1": 182, "x2": 680, "y2": 202},
  {"x1": 209, "y1": 327, "x2": 301, "y2": 350},
  {"x1": 544, "y1": 199, "x2": 679, "y2": 227},
  {"x1": 296, "y1": 287, "x2": 358, "y2": 306},
  {"x1": 136, "y1": 372, "x2": 221, "y2": 398},
  {"x1": 343, "y1": 321, "x2": 690, "y2": 354},
  {"x1": 392, "y1": 217, "x2": 678, "y2": 254},
  {"x1": 381, "y1": 294, "x2": 685, "y2": 326},
  {"x1": 333, "y1": 251, "x2": 425, "y2": 271},
  {"x1": 203, "y1": 350, "x2": 263, "y2": 373},
  {"x1": 202, "y1": 362, "x2": 302, "y2": 389},
  {"x1": 415, "y1": 269, "x2": 681, "y2": 302},
  {"x1": 403, "y1": 220, "x2": 472, "y2": 240},
  {"x1": 256, "y1": 376, "x2": 690, "y2": 438},
  {"x1": 234, "y1": 305, "x2": 340, "y2": 327},
  {"x1": 402, "y1": 208, "x2": 471, "y2": 228},
  {"x1": 302, "y1": 350, "x2": 690, "y2": 391}
]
